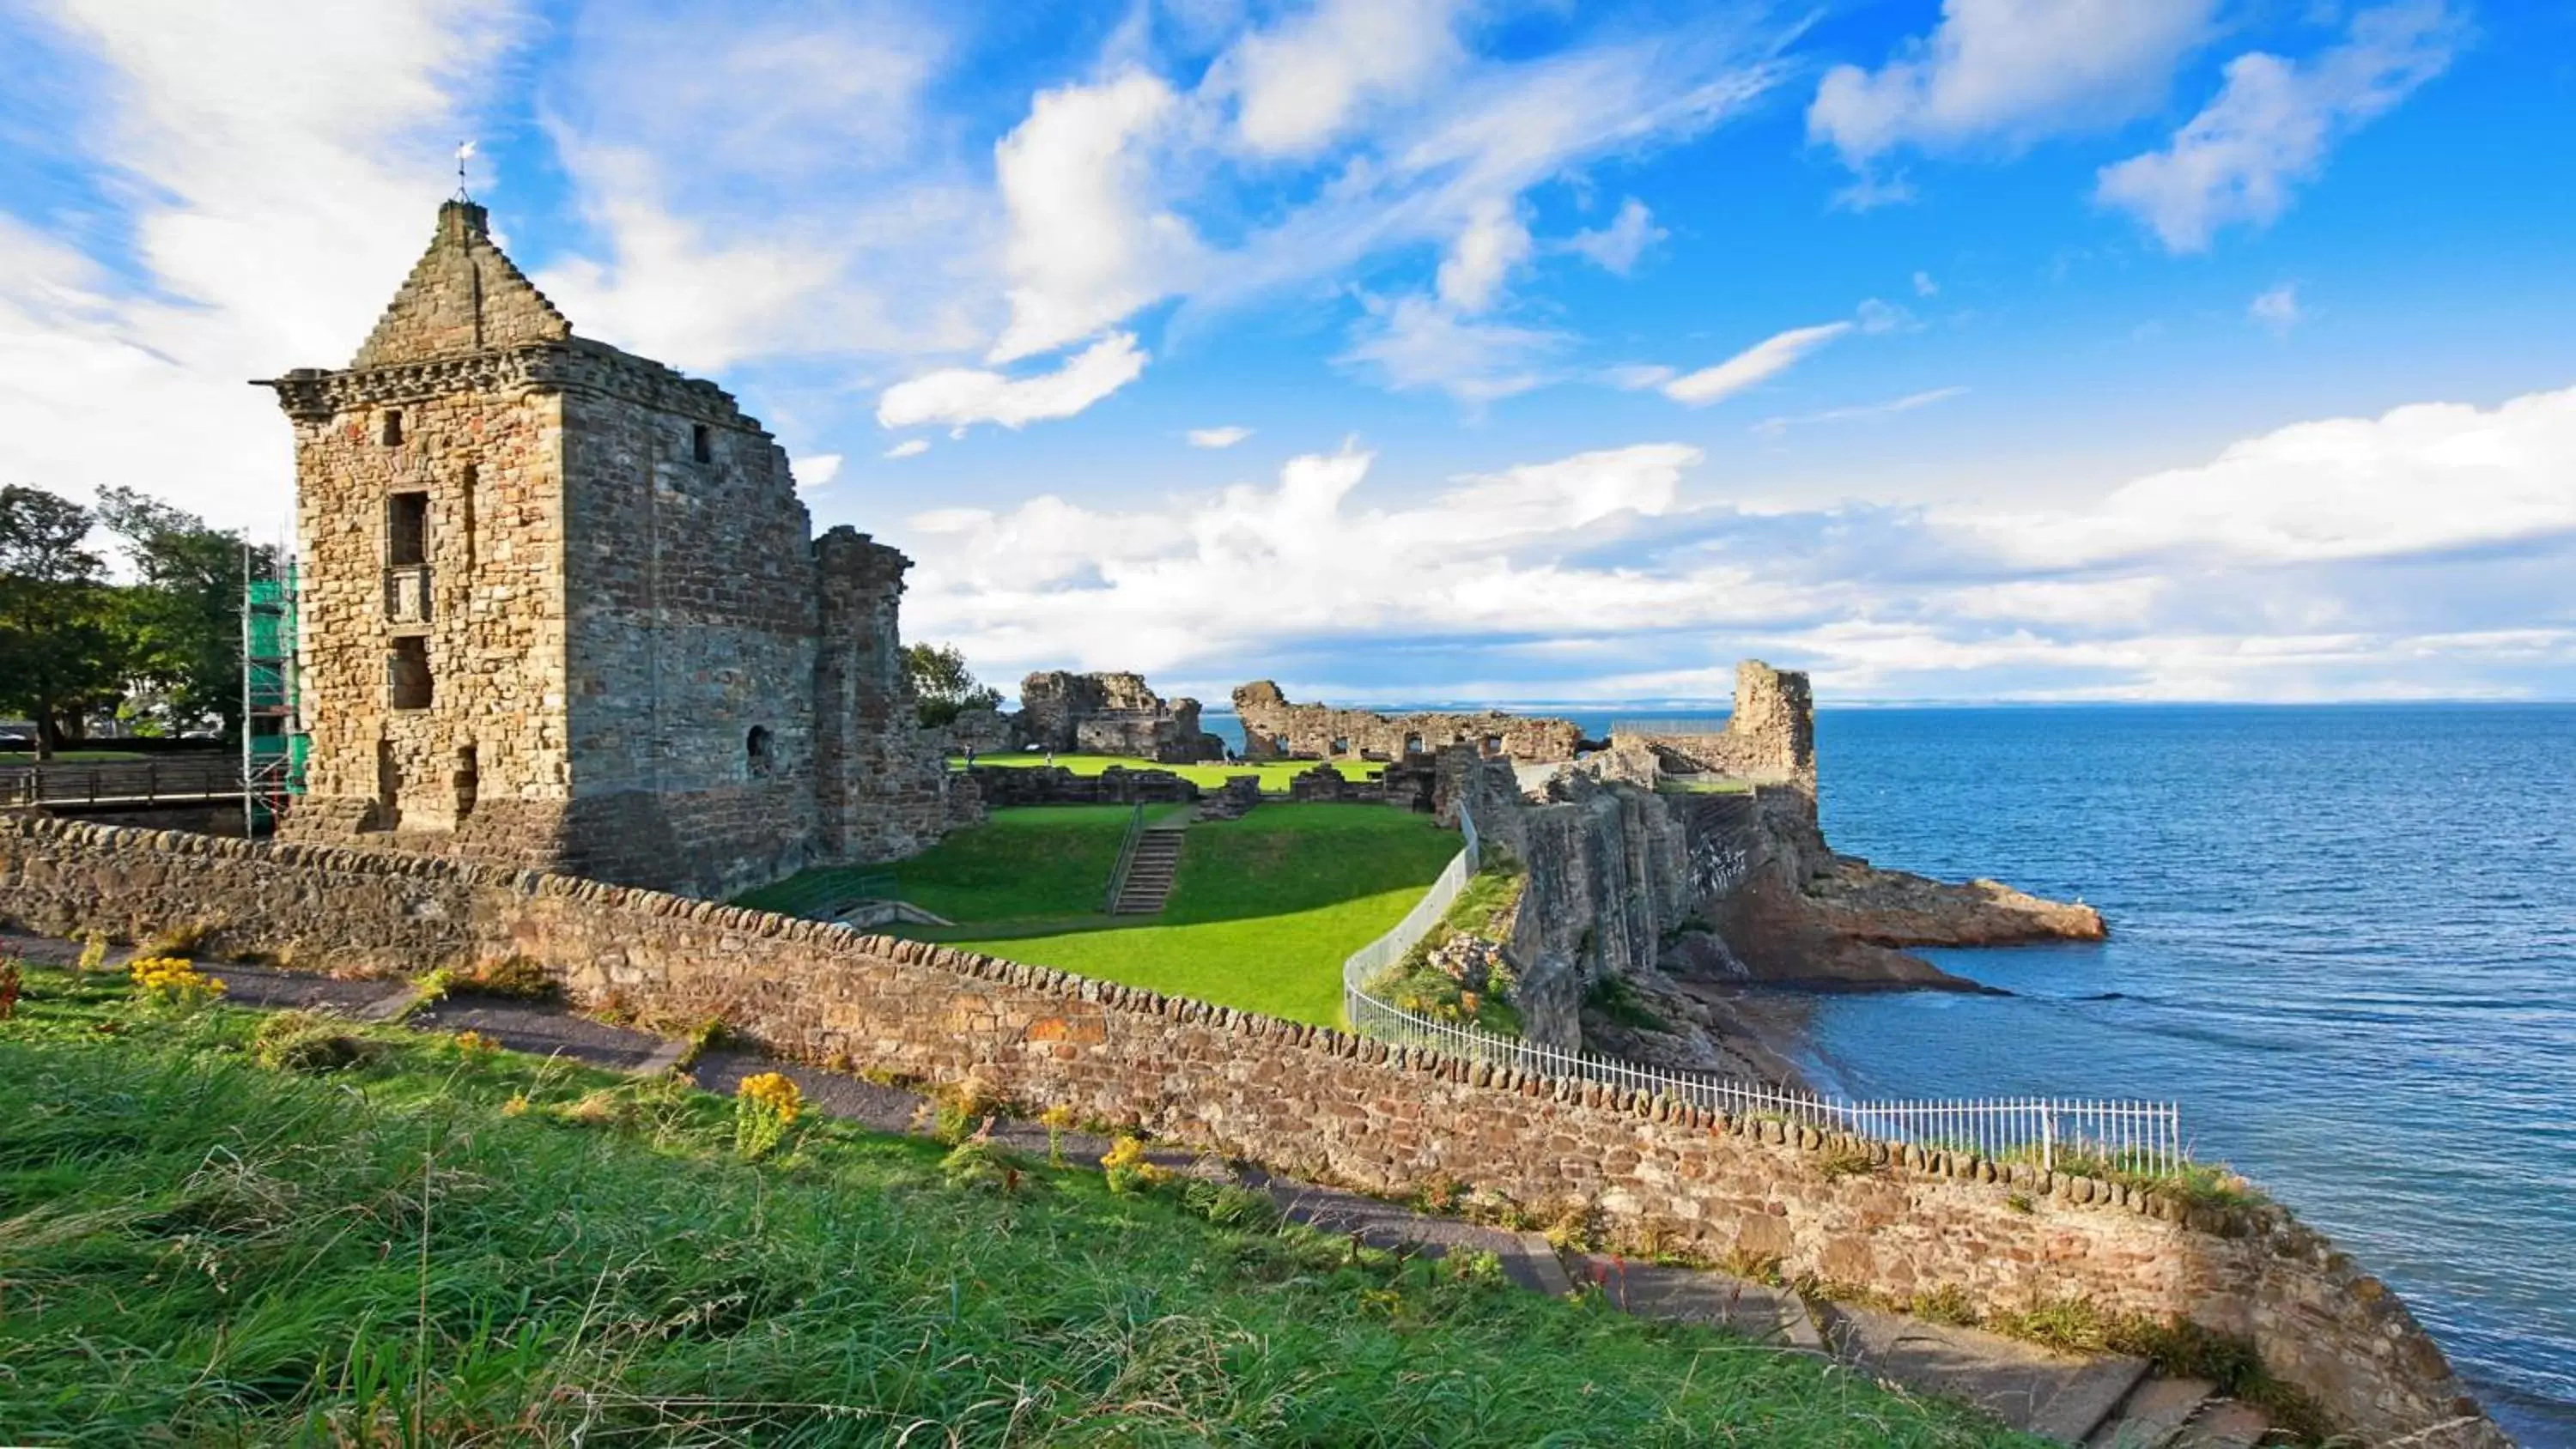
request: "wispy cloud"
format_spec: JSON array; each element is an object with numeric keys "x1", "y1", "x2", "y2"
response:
[
  {"x1": 1660, "y1": 322, "x2": 1852, "y2": 406},
  {"x1": 883, "y1": 439, "x2": 929, "y2": 459},
  {"x1": 2249, "y1": 283, "x2": 2302, "y2": 334},
  {"x1": 1753, "y1": 385, "x2": 1967, "y2": 436},
  {"x1": 876, "y1": 332, "x2": 1149, "y2": 433},
  {"x1": 1187, "y1": 426, "x2": 1253, "y2": 449},
  {"x1": 2096, "y1": 1, "x2": 2464, "y2": 252}
]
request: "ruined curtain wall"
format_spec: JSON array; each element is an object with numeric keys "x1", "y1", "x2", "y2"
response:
[
  {"x1": 1231, "y1": 682, "x2": 1583, "y2": 763},
  {"x1": 0, "y1": 815, "x2": 2503, "y2": 1448}
]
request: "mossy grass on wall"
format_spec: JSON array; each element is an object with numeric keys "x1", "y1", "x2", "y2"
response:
[{"x1": 0, "y1": 961, "x2": 2038, "y2": 1448}]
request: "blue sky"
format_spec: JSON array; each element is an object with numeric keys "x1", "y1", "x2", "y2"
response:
[{"x1": 3, "y1": 0, "x2": 2571, "y2": 706}]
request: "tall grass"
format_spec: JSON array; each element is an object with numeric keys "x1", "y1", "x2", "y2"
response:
[{"x1": 0, "y1": 973, "x2": 2036, "y2": 1447}]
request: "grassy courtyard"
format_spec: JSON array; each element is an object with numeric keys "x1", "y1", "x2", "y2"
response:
[
  {"x1": 933, "y1": 806, "x2": 1460, "y2": 1026},
  {"x1": 742, "y1": 804, "x2": 1460, "y2": 1028},
  {"x1": 0, "y1": 967, "x2": 2026, "y2": 1448},
  {"x1": 953, "y1": 750, "x2": 1388, "y2": 792}
]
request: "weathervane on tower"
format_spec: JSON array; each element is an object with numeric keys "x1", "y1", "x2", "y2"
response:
[{"x1": 453, "y1": 140, "x2": 476, "y2": 203}]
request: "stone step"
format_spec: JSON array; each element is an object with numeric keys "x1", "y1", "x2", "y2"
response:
[
  {"x1": 2086, "y1": 1377, "x2": 2216, "y2": 1448},
  {"x1": 2170, "y1": 1401, "x2": 2268, "y2": 1449},
  {"x1": 2027, "y1": 1355, "x2": 2155, "y2": 1445}
]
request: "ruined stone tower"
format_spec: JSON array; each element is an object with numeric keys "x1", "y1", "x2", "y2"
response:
[{"x1": 261, "y1": 199, "x2": 974, "y2": 899}]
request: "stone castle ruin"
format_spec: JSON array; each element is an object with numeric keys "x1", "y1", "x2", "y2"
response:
[
  {"x1": 1013, "y1": 672, "x2": 1224, "y2": 762},
  {"x1": 1231, "y1": 682, "x2": 1584, "y2": 763},
  {"x1": 259, "y1": 199, "x2": 974, "y2": 900}
]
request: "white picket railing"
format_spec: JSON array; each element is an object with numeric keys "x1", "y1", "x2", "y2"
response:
[{"x1": 1340, "y1": 809, "x2": 2188, "y2": 1177}]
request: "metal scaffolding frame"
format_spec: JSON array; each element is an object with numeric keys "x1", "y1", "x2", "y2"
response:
[{"x1": 241, "y1": 551, "x2": 307, "y2": 834}]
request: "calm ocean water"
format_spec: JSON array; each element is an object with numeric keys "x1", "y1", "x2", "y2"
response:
[
  {"x1": 1205, "y1": 703, "x2": 2573, "y2": 1440},
  {"x1": 1789, "y1": 706, "x2": 2576, "y2": 1446}
]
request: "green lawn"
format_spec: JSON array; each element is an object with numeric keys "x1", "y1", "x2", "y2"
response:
[
  {"x1": 931, "y1": 805, "x2": 1461, "y2": 1027},
  {"x1": 956, "y1": 750, "x2": 1388, "y2": 792},
  {"x1": 737, "y1": 804, "x2": 1185, "y2": 921},
  {"x1": 0, "y1": 968, "x2": 2027, "y2": 1448}
]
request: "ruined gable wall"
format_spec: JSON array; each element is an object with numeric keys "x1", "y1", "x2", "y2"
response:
[
  {"x1": 555, "y1": 355, "x2": 822, "y2": 899},
  {"x1": 1019, "y1": 671, "x2": 1221, "y2": 762},
  {"x1": 0, "y1": 813, "x2": 2508, "y2": 1449},
  {"x1": 277, "y1": 367, "x2": 572, "y2": 870},
  {"x1": 1231, "y1": 682, "x2": 1583, "y2": 763},
  {"x1": 815, "y1": 528, "x2": 975, "y2": 864},
  {"x1": 1619, "y1": 661, "x2": 1815, "y2": 789}
]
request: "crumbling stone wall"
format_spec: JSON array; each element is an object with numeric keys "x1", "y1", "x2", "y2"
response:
[
  {"x1": 262, "y1": 200, "x2": 971, "y2": 900},
  {"x1": 963, "y1": 765, "x2": 1201, "y2": 807},
  {"x1": 0, "y1": 813, "x2": 2507, "y2": 1449},
  {"x1": 1015, "y1": 672, "x2": 1222, "y2": 762},
  {"x1": 1614, "y1": 660, "x2": 1815, "y2": 789},
  {"x1": 1231, "y1": 682, "x2": 1583, "y2": 763}
]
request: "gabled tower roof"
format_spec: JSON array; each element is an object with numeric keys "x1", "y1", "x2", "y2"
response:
[{"x1": 349, "y1": 199, "x2": 572, "y2": 369}]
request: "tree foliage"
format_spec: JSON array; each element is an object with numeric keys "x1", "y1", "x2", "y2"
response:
[
  {"x1": 0, "y1": 486, "x2": 126, "y2": 758},
  {"x1": 0, "y1": 482, "x2": 265, "y2": 757},
  {"x1": 903, "y1": 642, "x2": 1004, "y2": 729}
]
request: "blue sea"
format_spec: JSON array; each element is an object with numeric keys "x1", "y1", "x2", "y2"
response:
[{"x1": 1207, "y1": 703, "x2": 2576, "y2": 1442}]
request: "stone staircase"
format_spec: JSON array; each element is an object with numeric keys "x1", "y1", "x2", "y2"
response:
[
  {"x1": 1800, "y1": 1298, "x2": 2272, "y2": 1446},
  {"x1": 1109, "y1": 822, "x2": 1186, "y2": 915}
]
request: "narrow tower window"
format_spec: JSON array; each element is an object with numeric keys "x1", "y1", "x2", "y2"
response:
[
  {"x1": 746, "y1": 725, "x2": 775, "y2": 778},
  {"x1": 692, "y1": 423, "x2": 713, "y2": 463},
  {"x1": 459, "y1": 464, "x2": 477, "y2": 573},
  {"x1": 387, "y1": 491, "x2": 429, "y2": 567},
  {"x1": 390, "y1": 637, "x2": 433, "y2": 710},
  {"x1": 1404, "y1": 733, "x2": 1425, "y2": 755},
  {"x1": 453, "y1": 745, "x2": 479, "y2": 821},
  {"x1": 381, "y1": 409, "x2": 404, "y2": 446}
]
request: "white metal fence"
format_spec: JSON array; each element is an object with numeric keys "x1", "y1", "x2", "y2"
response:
[{"x1": 1340, "y1": 809, "x2": 2187, "y2": 1176}]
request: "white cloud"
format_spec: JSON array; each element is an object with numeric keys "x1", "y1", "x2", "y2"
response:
[
  {"x1": 1565, "y1": 198, "x2": 1665, "y2": 275},
  {"x1": 1809, "y1": 0, "x2": 2217, "y2": 169},
  {"x1": 1753, "y1": 385, "x2": 1968, "y2": 436},
  {"x1": 877, "y1": 331, "x2": 1150, "y2": 432},
  {"x1": 1912, "y1": 270, "x2": 1938, "y2": 297},
  {"x1": 2250, "y1": 283, "x2": 2302, "y2": 334},
  {"x1": 1605, "y1": 363, "x2": 1678, "y2": 391},
  {"x1": 1340, "y1": 293, "x2": 1563, "y2": 403},
  {"x1": 1962, "y1": 384, "x2": 2576, "y2": 567},
  {"x1": 882, "y1": 440, "x2": 929, "y2": 459},
  {"x1": 987, "y1": 70, "x2": 1199, "y2": 364},
  {"x1": 1435, "y1": 197, "x2": 1533, "y2": 313},
  {"x1": 897, "y1": 385, "x2": 2576, "y2": 703},
  {"x1": 898, "y1": 441, "x2": 1730, "y2": 675},
  {"x1": 1218, "y1": 0, "x2": 1466, "y2": 157},
  {"x1": 1661, "y1": 322, "x2": 1852, "y2": 406},
  {"x1": 0, "y1": 0, "x2": 523, "y2": 536},
  {"x1": 1187, "y1": 426, "x2": 1254, "y2": 449},
  {"x1": 796, "y1": 452, "x2": 846, "y2": 488},
  {"x1": 2096, "y1": 1, "x2": 2464, "y2": 252}
]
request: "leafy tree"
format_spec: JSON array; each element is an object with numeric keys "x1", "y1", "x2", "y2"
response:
[
  {"x1": 0, "y1": 485, "x2": 127, "y2": 759},
  {"x1": 95, "y1": 487, "x2": 270, "y2": 739},
  {"x1": 903, "y1": 642, "x2": 1004, "y2": 729}
]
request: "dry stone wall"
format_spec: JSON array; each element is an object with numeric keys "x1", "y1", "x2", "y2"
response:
[
  {"x1": 0, "y1": 814, "x2": 2508, "y2": 1449},
  {"x1": 1231, "y1": 682, "x2": 1584, "y2": 763}
]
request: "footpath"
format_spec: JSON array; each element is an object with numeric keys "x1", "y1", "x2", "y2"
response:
[{"x1": 4, "y1": 931, "x2": 2269, "y2": 1448}]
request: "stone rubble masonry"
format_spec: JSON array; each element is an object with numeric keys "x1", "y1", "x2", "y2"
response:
[
  {"x1": 1014, "y1": 672, "x2": 1224, "y2": 763},
  {"x1": 1610, "y1": 660, "x2": 1816, "y2": 791},
  {"x1": 0, "y1": 813, "x2": 2508, "y2": 1449},
  {"x1": 258, "y1": 200, "x2": 975, "y2": 900},
  {"x1": 1231, "y1": 682, "x2": 1585, "y2": 764}
]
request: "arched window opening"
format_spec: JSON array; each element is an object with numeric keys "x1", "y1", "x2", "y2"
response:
[{"x1": 746, "y1": 725, "x2": 775, "y2": 779}]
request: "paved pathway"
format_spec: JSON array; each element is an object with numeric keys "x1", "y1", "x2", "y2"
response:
[{"x1": 2, "y1": 930, "x2": 2269, "y2": 1446}]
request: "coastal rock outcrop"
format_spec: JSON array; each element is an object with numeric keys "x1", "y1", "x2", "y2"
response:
[{"x1": 1440, "y1": 661, "x2": 2104, "y2": 1057}]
